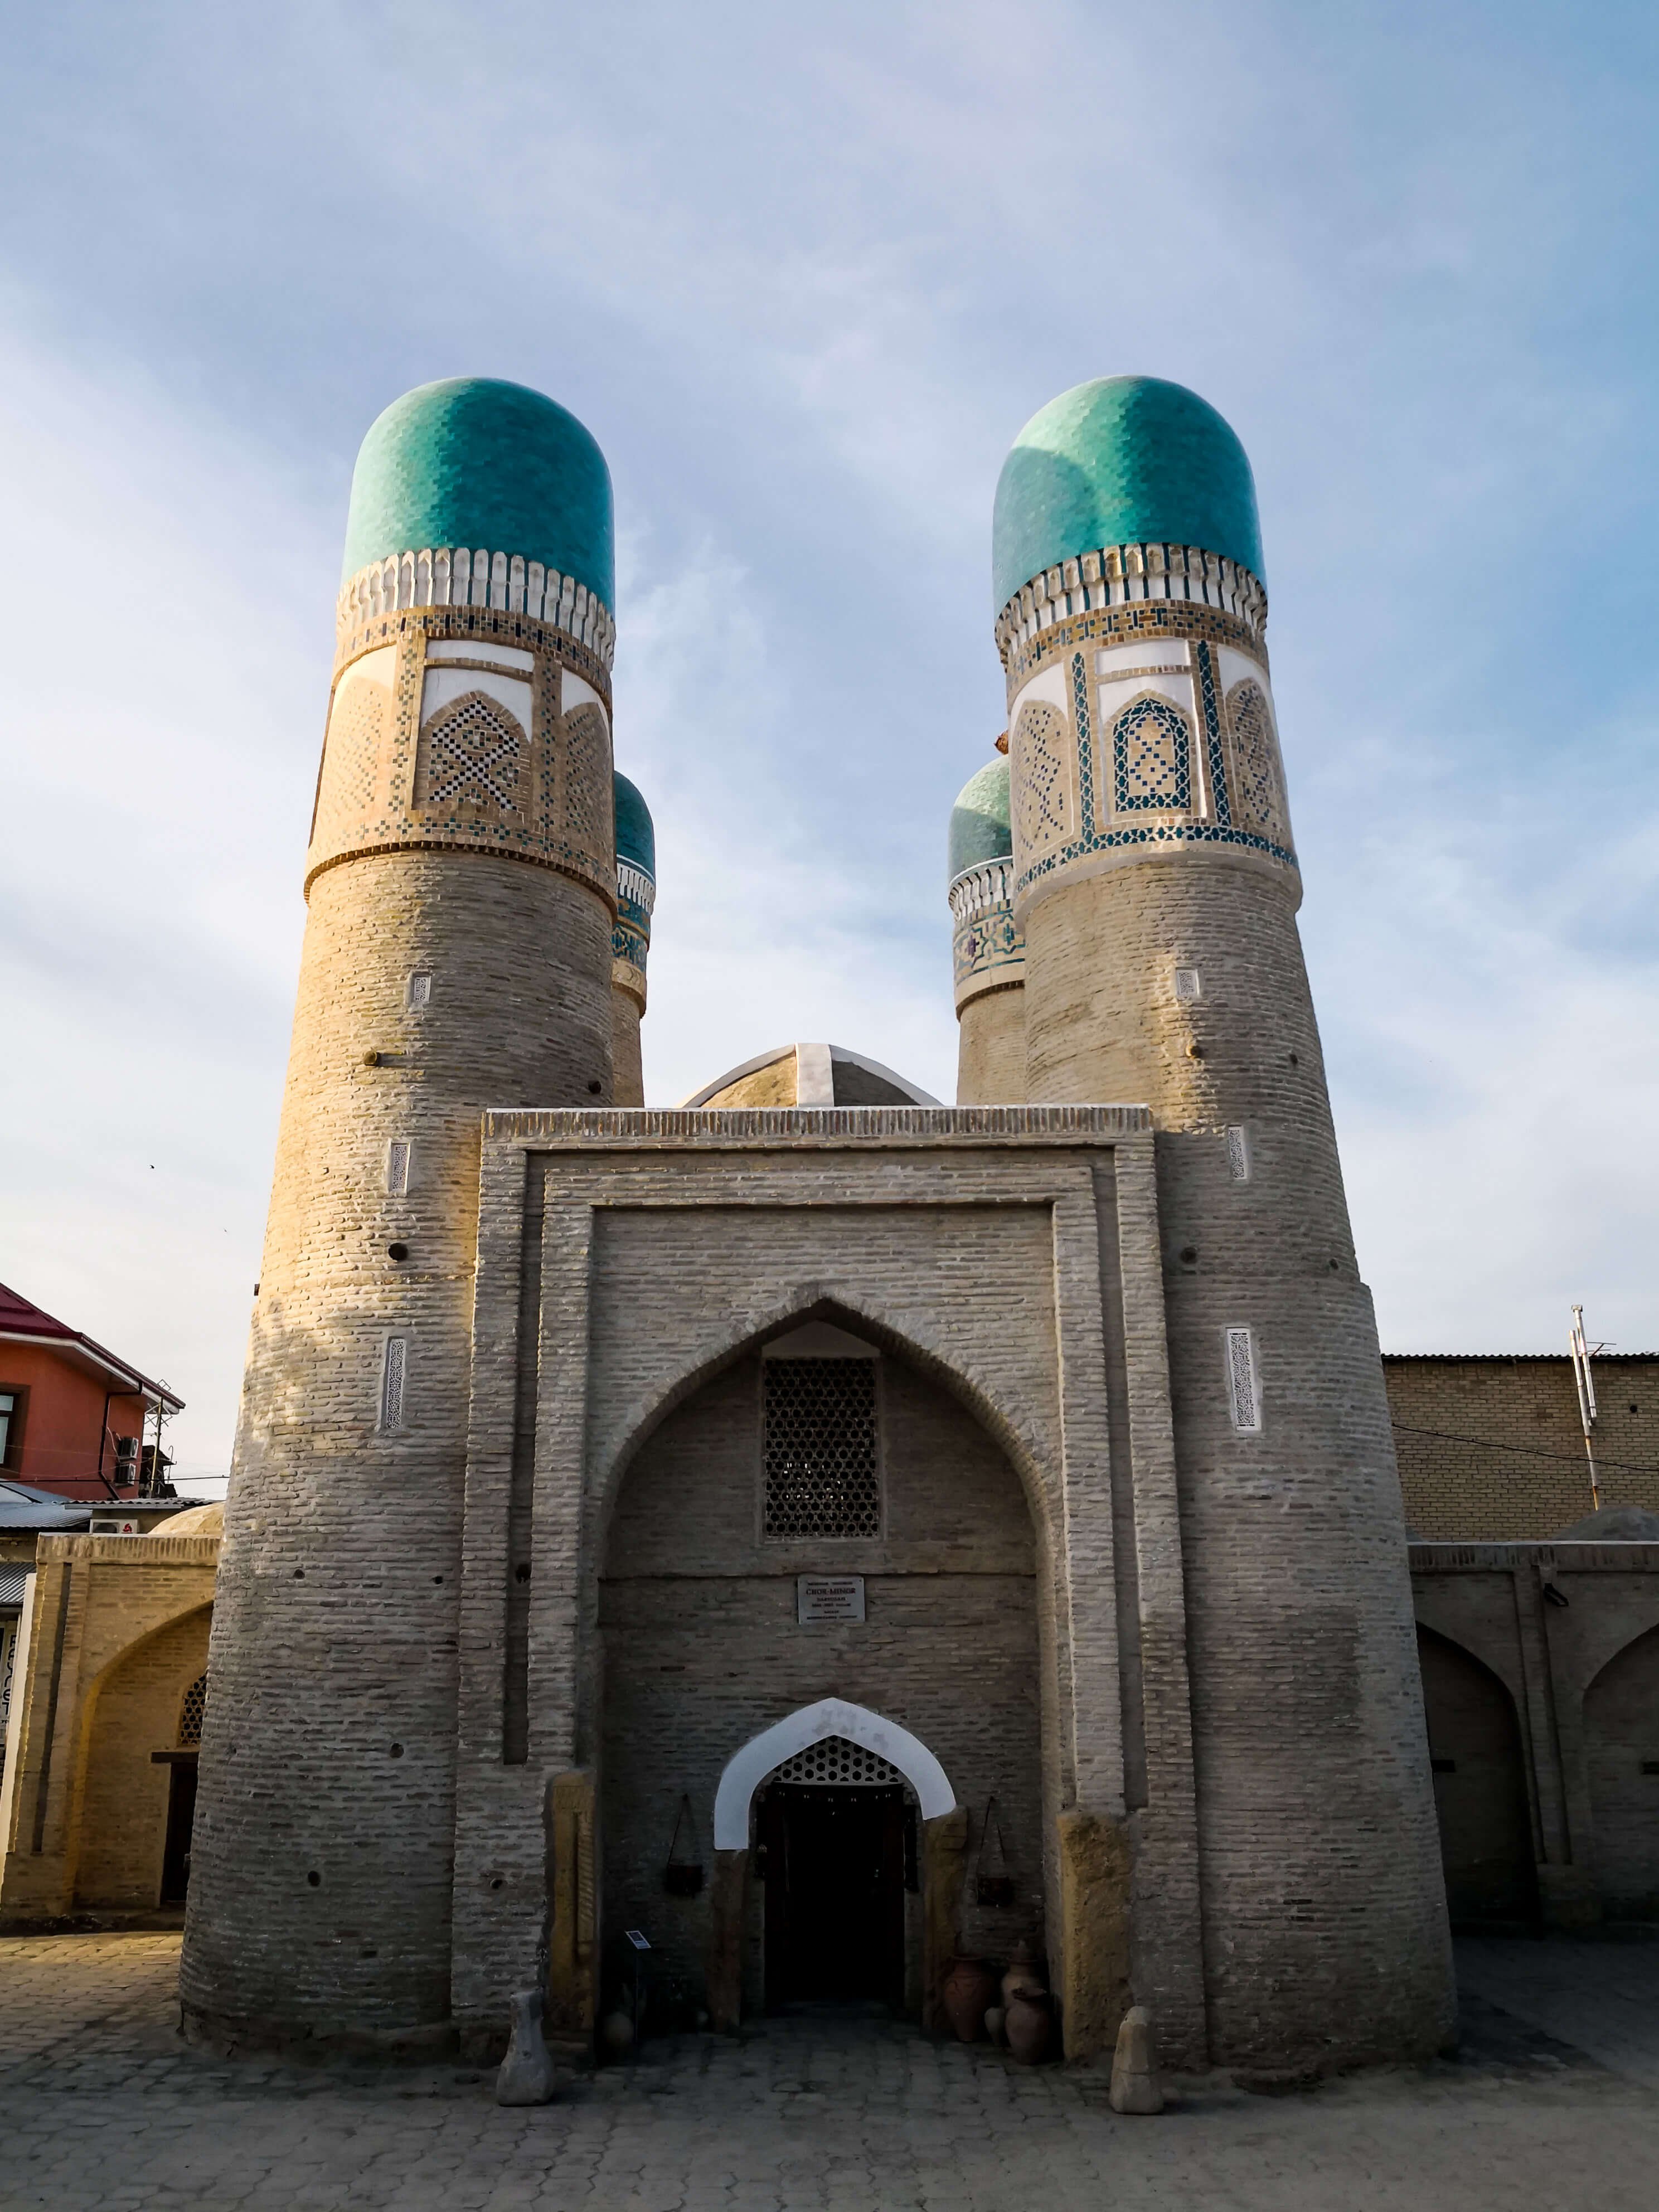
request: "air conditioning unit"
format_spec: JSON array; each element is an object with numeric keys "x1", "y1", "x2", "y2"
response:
[{"x1": 90, "y1": 1515, "x2": 143, "y2": 1535}]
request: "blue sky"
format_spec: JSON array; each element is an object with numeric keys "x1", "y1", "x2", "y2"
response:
[{"x1": 3, "y1": 1, "x2": 1657, "y2": 1485}]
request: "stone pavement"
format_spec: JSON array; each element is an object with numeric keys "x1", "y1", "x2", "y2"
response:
[{"x1": 3, "y1": 1934, "x2": 1658, "y2": 2210}]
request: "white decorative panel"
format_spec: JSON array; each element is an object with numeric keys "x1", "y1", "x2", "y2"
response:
[
  {"x1": 380, "y1": 1337, "x2": 408, "y2": 1431},
  {"x1": 1224, "y1": 1327, "x2": 1261, "y2": 1434}
]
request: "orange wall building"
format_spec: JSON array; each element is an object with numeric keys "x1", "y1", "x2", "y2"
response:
[{"x1": 0, "y1": 1283, "x2": 183, "y2": 1501}]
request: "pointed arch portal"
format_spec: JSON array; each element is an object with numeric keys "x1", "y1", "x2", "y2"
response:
[{"x1": 713, "y1": 1697, "x2": 956, "y2": 1849}]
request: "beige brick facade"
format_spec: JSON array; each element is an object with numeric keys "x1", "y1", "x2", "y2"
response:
[
  {"x1": 0, "y1": 1535, "x2": 216, "y2": 1924},
  {"x1": 954, "y1": 984, "x2": 1026, "y2": 1105},
  {"x1": 1388, "y1": 1356, "x2": 1659, "y2": 1541}
]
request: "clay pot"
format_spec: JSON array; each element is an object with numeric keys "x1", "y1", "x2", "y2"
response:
[
  {"x1": 1001, "y1": 1942, "x2": 1046, "y2": 2010},
  {"x1": 983, "y1": 2005, "x2": 1006, "y2": 2049},
  {"x1": 942, "y1": 1956, "x2": 997, "y2": 2043},
  {"x1": 1005, "y1": 1989, "x2": 1052, "y2": 2066}
]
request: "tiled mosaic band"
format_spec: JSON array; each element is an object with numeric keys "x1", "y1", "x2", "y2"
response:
[
  {"x1": 612, "y1": 858, "x2": 654, "y2": 1011},
  {"x1": 948, "y1": 858, "x2": 1025, "y2": 1012},
  {"x1": 305, "y1": 616, "x2": 615, "y2": 903},
  {"x1": 995, "y1": 541, "x2": 1265, "y2": 670},
  {"x1": 1008, "y1": 626, "x2": 1298, "y2": 913},
  {"x1": 338, "y1": 546, "x2": 616, "y2": 671}
]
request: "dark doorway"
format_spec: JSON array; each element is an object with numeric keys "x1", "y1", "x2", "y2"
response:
[
  {"x1": 1418, "y1": 1627, "x2": 1538, "y2": 1927},
  {"x1": 160, "y1": 1759, "x2": 198, "y2": 1904},
  {"x1": 760, "y1": 1784, "x2": 906, "y2": 2009}
]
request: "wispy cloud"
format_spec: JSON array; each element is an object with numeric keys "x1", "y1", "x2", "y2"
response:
[{"x1": 2, "y1": 0, "x2": 1656, "y2": 1483}]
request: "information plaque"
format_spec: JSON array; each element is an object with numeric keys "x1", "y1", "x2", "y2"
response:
[{"x1": 797, "y1": 1574, "x2": 866, "y2": 1624}]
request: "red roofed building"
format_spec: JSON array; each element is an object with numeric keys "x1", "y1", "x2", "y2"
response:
[{"x1": 0, "y1": 1283, "x2": 184, "y2": 1501}]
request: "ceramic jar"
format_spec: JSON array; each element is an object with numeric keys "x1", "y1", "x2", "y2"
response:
[
  {"x1": 1005, "y1": 1989, "x2": 1052, "y2": 2065},
  {"x1": 942, "y1": 1956, "x2": 997, "y2": 2043},
  {"x1": 1001, "y1": 1942, "x2": 1045, "y2": 2010}
]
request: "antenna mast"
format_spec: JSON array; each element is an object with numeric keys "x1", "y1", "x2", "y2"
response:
[{"x1": 1568, "y1": 1304, "x2": 1601, "y2": 1514}]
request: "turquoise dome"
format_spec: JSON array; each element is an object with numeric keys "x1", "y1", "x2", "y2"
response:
[
  {"x1": 613, "y1": 771, "x2": 656, "y2": 879},
  {"x1": 341, "y1": 377, "x2": 614, "y2": 606},
  {"x1": 948, "y1": 758, "x2": 1012, "y2": 883},
  {"x1": 992, "y1": 376, "x2": 1262, "y2": 612}
]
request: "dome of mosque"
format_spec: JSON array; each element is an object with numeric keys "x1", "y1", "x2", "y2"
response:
[
  {"x1": 683, "y1": 1045, "x2": 940, "y2": 1110},
  {"x1": 991, "y1": 375, "x2": 1262, "y2": 613},
  {"x1": 341, "y1": 377, "x2": 614, "y2": 607},
  {"x1": 613, "y1": 771, "x2": 656, "y2": 879},
  {"x1": 948, "y1": 758, "x2": 1012, "y2": 884}
]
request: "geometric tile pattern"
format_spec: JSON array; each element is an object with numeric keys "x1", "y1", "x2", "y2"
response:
[
  {"x1": 415, "y1": 694, "x2": 523, "y2": 813},
  {"x1": 1009, "y1": 644, "x2": 1297, "y2": 903},
  {"x1": 1228, "y1": 680, "x2": 1284, "y2": 842},
  {"x1": 305, "y1": 608, "x2": 618, "y2": 910},
  {"x1": 1111, "y1": 693, "x2": 1192, "y2": 812},
  {"x1": 1194, "y1": 642, "x2": 1231, "y2": 826},
  {"x1": 1013, "y1": 702, "x2": 1072, "y2": 855}
]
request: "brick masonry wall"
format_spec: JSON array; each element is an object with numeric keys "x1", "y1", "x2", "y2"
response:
[
  {"x1": 1412, "y1": 1544, "x2": 1659, "y2": 1925},
  {"x1": 1, "y1": 1538, "x2": 217, "y2": 1924},
  {"x1": 599, "y1": 1347, "x2": 1042, "y2": 2014},
  {"x1": 1017, "y1": 849, "x2": 1453, "y2": 2066},
  {"x1": 448, "y1": 1110, "x2": 1208, "y2": 2061},
  {"x1": 611, "y1": 986, "x2": 644, "y2": 1108},
  {"x1": 1387, "y1": 1357, "x2": 1659, "y2": 1540},
  {"x1": 182, "y1": 842, "x2": 613, "y2": 2045},
  {"x1": 955, "y1": 986, "x2": 1026, "y2": 1106},
  {"x1": 74, "y1": 1604, "x2": 210, "y2": 1909}
]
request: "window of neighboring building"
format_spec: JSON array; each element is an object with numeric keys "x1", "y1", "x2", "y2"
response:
[
  {"x1": 763, "y1": 1359, "x2": 881, "y2": 1540},
  {"x1": 178, "y1": 1671, "x2": 208, "y2": 1747},
  {"x1": 0, "y1": 1387, "x2": 26, "y2": 1469}
]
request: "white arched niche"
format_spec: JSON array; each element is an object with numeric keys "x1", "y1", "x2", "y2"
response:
[{"x1": 712, "y1": 1697, "x2": 955, "y2": 1850}]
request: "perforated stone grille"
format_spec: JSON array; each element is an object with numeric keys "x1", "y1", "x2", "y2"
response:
[
  {"x1": 763, "y1": 1359, "x2": 879, "y2": 1539},
  {"x1": 178, "y1": 1672, "x2": 208, "y2": 1746},
  {"x1": 770, "y1": 1735, "x2": 901, "y2": 1787}
]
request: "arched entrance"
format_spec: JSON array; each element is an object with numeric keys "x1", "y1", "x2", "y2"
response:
[
  {"x1": 597, "y1": 1316, "x2": 1041, "y2": 2028},
  {"x1": 1417, "y1": 1626, "x2": 1537, "y2": 1926},
  {"x1": 712, "y1": 1700, "x2": 955, "y2": 2012},
  {"x1": 1585, "y1": 1624, "x2": 1659, "y2": 1919}
]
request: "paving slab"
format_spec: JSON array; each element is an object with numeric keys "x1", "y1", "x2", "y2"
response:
[{"x1": 2, "y1": 1934, "x2": 1658, "y2": 2210}]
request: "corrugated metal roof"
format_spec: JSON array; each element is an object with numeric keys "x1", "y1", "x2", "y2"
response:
[
  {"x1": 0, "y1": 1563, "x2": 31, "y2": 1609},
  {"x1": 1381, "y1": 1351, "x2": 1658, "y2": 1364}
]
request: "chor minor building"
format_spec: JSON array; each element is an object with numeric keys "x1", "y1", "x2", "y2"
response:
[{"x1": 172, "y1": 370, "x2": 1642, "y2": 2074}]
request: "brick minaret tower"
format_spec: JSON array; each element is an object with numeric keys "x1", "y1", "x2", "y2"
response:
[
  {"x1": 182, "y1": 377, "x2": 620, "y2": 2045},
  {"x1": 947, "y1": 754, "x2": 1025, "y2": 1104},
  {"x1": 995, "y1": 377, "x2": 1452, "y2": 2067},
  {"x1": 609, "y1": 770, "x2": 656, "y2": 1107}
]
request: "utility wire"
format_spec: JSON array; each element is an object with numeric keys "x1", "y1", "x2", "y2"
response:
[{"x1": 1390, "y1": 1422, "x2": 1659, "y2": 1481}]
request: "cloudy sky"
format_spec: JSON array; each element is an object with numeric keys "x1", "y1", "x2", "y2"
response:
[{"x1": 3, "y1": 2, "x2": 1657, "y2": 1487}]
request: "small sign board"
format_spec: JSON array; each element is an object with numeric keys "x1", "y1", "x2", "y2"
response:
[
  {"x1": 797, "y1": 1574, "x2": 866, "y2": 1624},
  {"x1": 624, "y1": 1929, "x2": 651, "y2": 1951}
]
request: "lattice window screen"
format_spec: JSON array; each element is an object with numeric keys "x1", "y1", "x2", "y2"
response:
[
  {"x1": 763, "y1": 1359, "x2": 879, "y2": 1539},
  {"x1": 771, "y1": 1735, "x2": 902, "y2": 1787},
  {"x1": 1225, "y1": 1126, "x2": 1251, "y2": 1183},
  {"x1": 1174, "y1": 967, "x2": 1202, "y2": 1002},
  {"x1": 1225, "y1": 1327, "x2": 1261, "y2": 1433},
  {"x1": 178, "y1": 1672, "x2": 208, "y2": 1746},
  {"x1": 386, "y1": 1141, "x2": 411, "y2": 1197}
]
